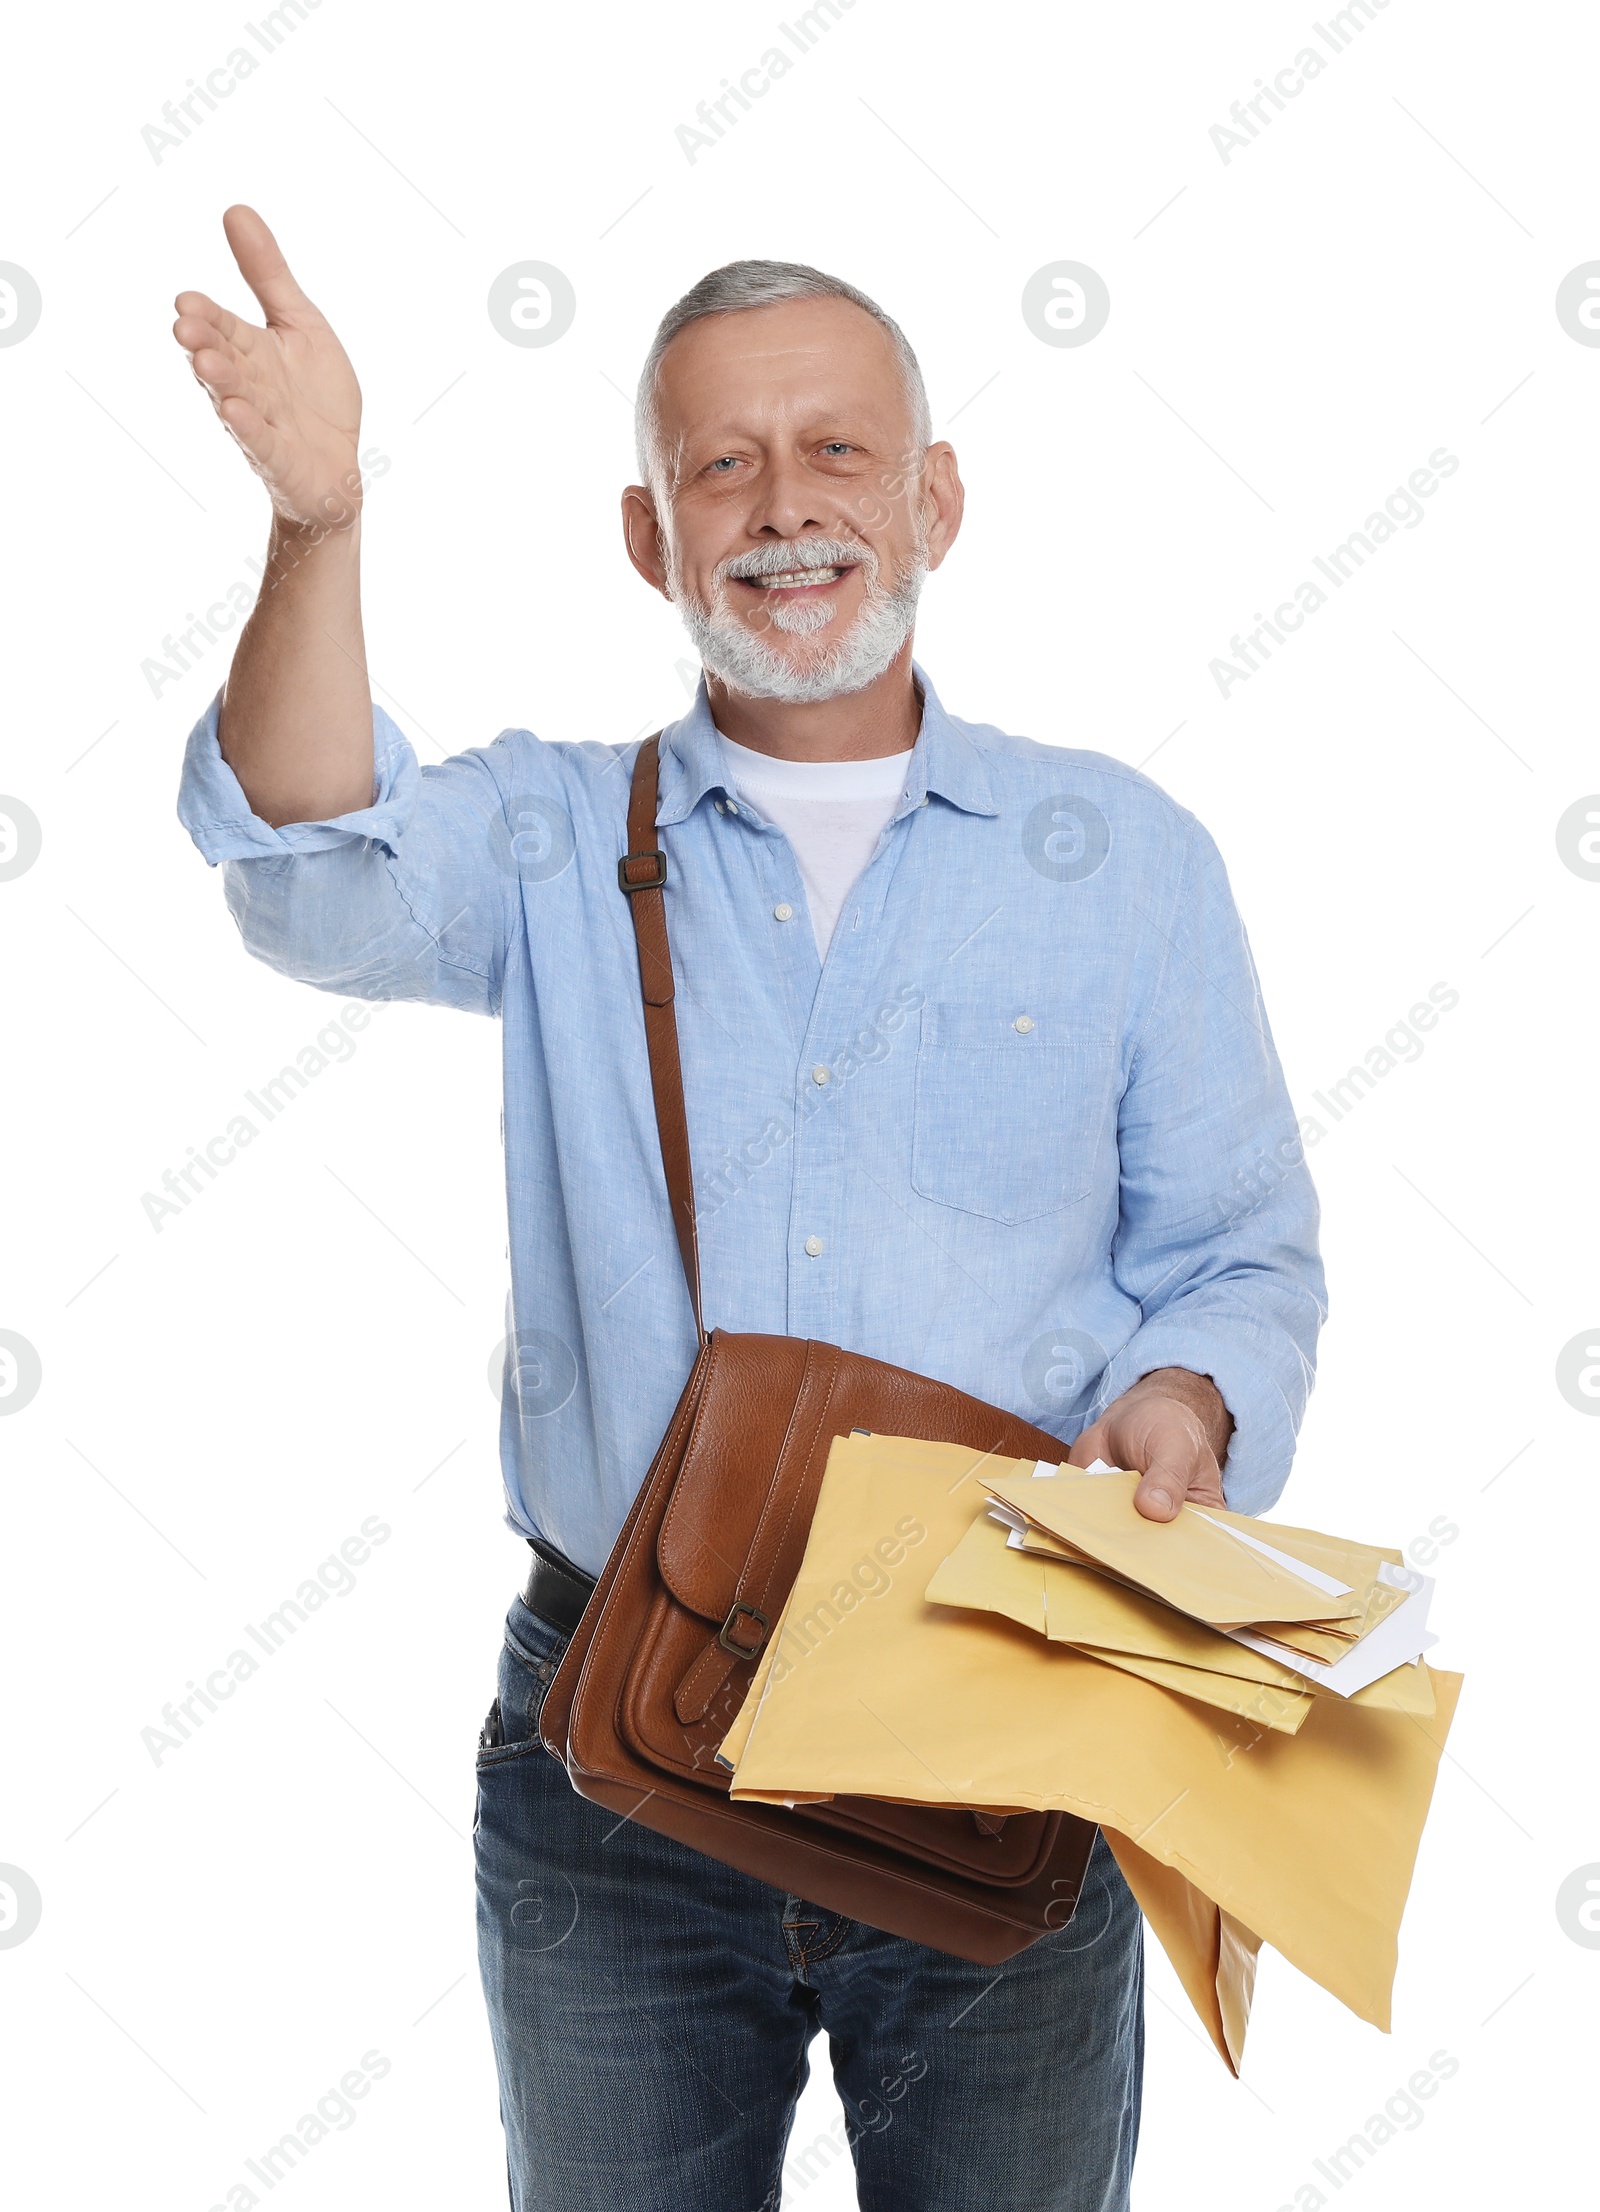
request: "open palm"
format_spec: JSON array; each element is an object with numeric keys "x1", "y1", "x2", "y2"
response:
[{"x1": 173, "y1": 204, "x2": 362, "y2": 529}]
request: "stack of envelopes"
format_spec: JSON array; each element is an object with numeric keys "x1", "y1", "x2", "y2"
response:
[
  {"x1": 721, "y1": 1433, "x2": 1462, "y2": 2072},
  {"x1": 969, "y1": 1455, "x2": 1441, "y2": 1725}
]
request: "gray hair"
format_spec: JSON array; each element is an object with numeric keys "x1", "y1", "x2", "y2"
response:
[{"x1": 634, "y1": 259, "x2": 932, "y2": 484}]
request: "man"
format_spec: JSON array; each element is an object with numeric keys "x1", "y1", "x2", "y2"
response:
[{"x1": 173, "y1": 206, "x2": 1324, "y2": 2211}]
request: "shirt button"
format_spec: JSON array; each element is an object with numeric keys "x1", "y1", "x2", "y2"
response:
[
  {"x1": 804, "y1": 1236, "x2": 824, "y2": 1257},
  {"x1": 811, "y1": 1064, "x2": 831, "y2": 1086},
  {"x1": 1014, "y1": 1015, "x2": 1035, "y2": 1034},
  {"x1": 713, "y1": 798, "x2": 727, "y2": 813},
  {"x1": 774, "y1": 903, "x2": 794, "y2": 922}
]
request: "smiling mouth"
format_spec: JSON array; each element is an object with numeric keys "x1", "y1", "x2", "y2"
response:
[{"x1": 735, "y1": 564, "x2": 853, "y2": 592}]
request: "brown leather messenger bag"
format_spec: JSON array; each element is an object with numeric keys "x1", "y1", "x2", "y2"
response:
[{"x1": 539, "y1": 736, "x2": 1098, "y2": 1963}]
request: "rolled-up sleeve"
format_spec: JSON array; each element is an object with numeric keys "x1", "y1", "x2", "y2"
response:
[
  {"x1": 177, "y1": 694, "x2": 514, "y2": 1015},
  {"x1": 1091, "y1": 816, "x2": 1327, "y2": 1512}
]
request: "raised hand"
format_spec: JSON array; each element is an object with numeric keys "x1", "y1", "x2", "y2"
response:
[{"x1": 173, "y1": 204, "x2": 363, "y2": 531}]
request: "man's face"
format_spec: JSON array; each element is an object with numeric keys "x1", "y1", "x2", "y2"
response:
[{"x1": 623, "y1": 295, "x2": 962, "y2": 704}]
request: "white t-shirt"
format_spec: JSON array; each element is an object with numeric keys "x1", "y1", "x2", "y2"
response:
[{"x1": 717, "y1": 732, "x2": 913, "y2": 958}]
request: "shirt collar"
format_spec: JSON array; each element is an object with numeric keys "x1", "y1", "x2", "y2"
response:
[{"x1": 653, "y1": 662, "x2": 998, "y2": 827}]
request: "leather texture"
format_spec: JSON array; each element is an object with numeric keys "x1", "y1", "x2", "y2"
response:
[{"x1": 539, "y1": 738, "x2": 1097, "y2": 1964}]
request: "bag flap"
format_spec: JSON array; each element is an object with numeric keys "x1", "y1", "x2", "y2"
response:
[
  {"x1": 656, "y1": 1331, "x2": 1074, "y2": 1630},
  {"x1": 657, "y1": 1333, "x2": 841, "y2": 1624}
]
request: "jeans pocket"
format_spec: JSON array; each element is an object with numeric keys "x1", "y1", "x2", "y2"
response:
[{"x1": 476, "y1": 1600, "x2": 571, "y2": 1769}]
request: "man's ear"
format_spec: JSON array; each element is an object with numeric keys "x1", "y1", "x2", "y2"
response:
[
  {"x1": 621, "y1": 484, "x2": 672, "y2": 598},
  {"x1": 921, "y1": 442, "x2": 965, "y2": 574}
]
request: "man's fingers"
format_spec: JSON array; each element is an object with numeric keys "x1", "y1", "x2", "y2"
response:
[
  {"x1": 178, "y1": 326, "x2": 269, "y2": 420},
  {"x1": 1132, "y1": 1470, "x2": 1183, "y2": 1521},
  {"x1": 1133, "y1": 1448, "x2": 1224, "y2": 1520},
  {"x1": 1132, "y1": 1451, "x2": 1194, "y2": 1521},
  {"x1": 175, "y1": 312, "x2": 282, "y2": 426},
  {"x1": 174, "y1": 315, "x2": 233, "y2": 369},
  {"x1": 1184, "y1": 1462, "x2": 1226, "y2": 1510},
  {"x1": 190, "y1": 347, "x2": 245, "y2": 403},
  {"x1": 1071, "y1": 1408, "x2": 1224, "y2": 1514},
  {"x1": 176, "y1": 291, "x2": 260, "y2": 355},
  {"x1": 222, "y1": 204, "x2": 312, "y2": 326}
]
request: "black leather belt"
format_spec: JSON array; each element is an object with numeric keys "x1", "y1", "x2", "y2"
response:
[{"x1": 521, "y1": 1537, "x2": 597, "y2": 1638}]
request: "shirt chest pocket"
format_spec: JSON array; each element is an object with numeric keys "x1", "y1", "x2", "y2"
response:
[{"x1": 910, "y1": 1008, "x2": 1119, "y2": 1225}]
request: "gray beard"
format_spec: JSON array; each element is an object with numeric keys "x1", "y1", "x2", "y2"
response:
[{"x1": 670, "y1": 542, "x2": 926, "y2": 705}]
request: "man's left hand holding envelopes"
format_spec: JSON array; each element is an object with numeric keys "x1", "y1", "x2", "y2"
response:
[{"x1": 718, "y1": 1433, "x2": 1461, "y2": 2074}]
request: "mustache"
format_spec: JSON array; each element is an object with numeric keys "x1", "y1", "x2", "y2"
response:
[{"x1": 717, "y1": 538, "x2": 878, "y2": 585}]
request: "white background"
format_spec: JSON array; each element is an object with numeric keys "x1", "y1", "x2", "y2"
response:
[{"x1": 2, "y1": 0, "x2": 1595, "y2": 2204}]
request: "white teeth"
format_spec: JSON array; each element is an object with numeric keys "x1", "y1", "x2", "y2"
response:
[{"x1": 748, "y1": 566, "x2": 842, "y2": 587}]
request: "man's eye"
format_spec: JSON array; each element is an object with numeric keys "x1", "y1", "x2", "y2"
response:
[
  {"x1": 821, "y1": 442, "x2": 854, "y2": 456},
  {"x1": 708, "y1": 456, "x2": 740, "y2": 473}
]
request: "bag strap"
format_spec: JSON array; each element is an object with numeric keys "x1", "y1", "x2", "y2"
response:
[{"x1": 618, "y1": 735, "x2": 705, "y2": 1343}]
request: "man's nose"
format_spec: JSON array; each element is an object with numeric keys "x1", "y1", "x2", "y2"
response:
[{"x1": 747, "y1": 455, "x2": 833, "y2": 541}]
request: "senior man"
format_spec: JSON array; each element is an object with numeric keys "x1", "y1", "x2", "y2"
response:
[{"x1": 173, "y1": 206, "x2": 1324, "y2": 2212}]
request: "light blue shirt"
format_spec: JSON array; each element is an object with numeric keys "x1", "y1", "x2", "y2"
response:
[{"x1": 178, "y1": 669, "x2": 1325, "y2": 1572}]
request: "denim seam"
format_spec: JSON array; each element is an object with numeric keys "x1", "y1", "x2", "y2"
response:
[
  {"x1": 504, "y1": 1625, "x2": 562, "y2": 1674},
  {"x1": 796, "y1": 1916, "x2": 851, "y2": 1970},
  {"x1": 782, "y1": 1910, "x2": 850, "y2": 1974}
]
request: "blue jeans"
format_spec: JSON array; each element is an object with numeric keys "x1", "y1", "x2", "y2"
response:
[{"x1": 475, "y1": 1593, "x2": 1144, "y2": 2211}]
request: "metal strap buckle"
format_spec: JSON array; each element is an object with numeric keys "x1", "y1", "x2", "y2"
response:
[
  {"x1": 718, "y1": 1600, "x2": 771, "y2": 1657},
  {"x1": 617, "y1": 849, "x2": 668, "y2": 895}
]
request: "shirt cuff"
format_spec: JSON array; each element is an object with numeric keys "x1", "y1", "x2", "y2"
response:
[
  {"x1": 1089, "y1": 1317, "x2": 1304, "y2": 1516},
  {"x1": 176, "y1": 693, "x2": 420, "y2": 864}
]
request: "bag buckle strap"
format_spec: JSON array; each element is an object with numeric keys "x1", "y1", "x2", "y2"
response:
[
  {"x1": 618, "y1": 849, "x2": 668, "y2": 895},
  {"x1": 718, "y1": 1600, "x2": 771, "y2": 1657}
]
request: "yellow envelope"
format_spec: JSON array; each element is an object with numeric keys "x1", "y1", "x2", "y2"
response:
[
  {"x1": 825, "y1": 1434, "x2": 1431, "y2": 1718},
  {"x1": 727, "y1": 1535, "x2": 1266, "y2": 2071},
  {"x1": 1015, "y1": 1526, "x2": 1092, "y2": 1562},
  {"x1": 982, "y1": 1468, "x2": 1361, "y2": 1628},
  {"x1": 1104, "y1": 1829, "x2": 1260, "y2": 2073},
  {"x1": 994, "y1": 1464, "x2": 1407, "y2": 1620},
  {"x1": 929, "y1": 1513, "x2": 1312, "y2": 1687},
  {"x1": 1199, "y1": 1507, "x2": 1404, "y2": 1586},
  {"x1": 1018, "y1": 1490, "x2": 1411, "y2": 1647},
  {"x1": 927, "y1": 1507, "x2": 1436, "y2": 1720},
  {"x1": 783, "y1": 1430, "x2": 1431, "y2": 1693},
  {"x1": 730, "y1": 1435, "x2": 1461, "y2": 2033},
  {"x1": 717, "y1": 1588, "x2": 796, "y2": 1771},
  {"x1": 1251, "y1": 1621, "x2": 1358, "y2": 1660},
  {"x1": 1193, "y1": 1511, "x2": 1413, "y2": 1647},
  {"x1": 1346, "y1": 1663, "x2": 1438, "y2": 1718},
  {"x1": 1262, "y1": 1587, "x2": 1410, "y2": 1650},
  {"x1": 1074, "y1": 1647, "x2": 1311, "y2": 1731},
  {"x1": 927, "y1": 1512, "x2": 1311, "y2": 1727}
]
